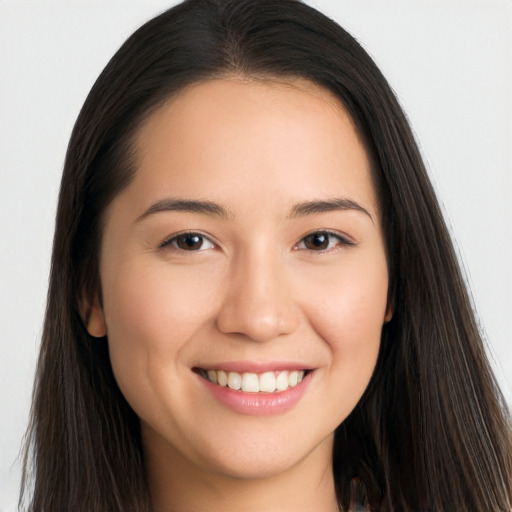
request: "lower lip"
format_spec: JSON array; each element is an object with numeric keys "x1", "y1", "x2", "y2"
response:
[{"x1": 197, "y1": 372, "x2": 312, "y2": 416}]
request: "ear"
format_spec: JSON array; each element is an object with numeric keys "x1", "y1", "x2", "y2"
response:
[
  {"x1": 384, "y1": 305, "x2": 393, "y2": 323},
  {"x1": 384, "y1": 292, "x2": 394, "y2": 323},
  {"x1": 81, "y1": 293, "x2": 107, "y2": 338}
]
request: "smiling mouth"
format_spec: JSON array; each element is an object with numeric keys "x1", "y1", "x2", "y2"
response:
[{"x1": 194, "y1": 368, "x2": 312, "y2": 393}]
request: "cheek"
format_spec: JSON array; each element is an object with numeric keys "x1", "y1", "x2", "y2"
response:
[
  {"x1": 101, "y1": 259, "x2": 222, "y2": 393},
  {"x1": 303, "y1": 253, "x2": 388, "y2": 334},
  {"x1": 300, "y1": 253, "x2": 388, "y2": 401},
  {"x1": 105, "y1": 258, "x2": 218, "y2": 336}
]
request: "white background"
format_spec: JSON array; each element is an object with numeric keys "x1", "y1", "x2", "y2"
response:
[{"x1": 0, "y1": 1, "x2": 510, "y2": 509}]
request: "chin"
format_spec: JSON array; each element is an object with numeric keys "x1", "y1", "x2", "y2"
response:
[{"x1": 187, "y1": 425, "x2": 335, "y2": 481}]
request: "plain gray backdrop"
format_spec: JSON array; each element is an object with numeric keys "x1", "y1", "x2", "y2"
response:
[{"x1": 1, "y1": 1, "x2": 511, "y2": 509}]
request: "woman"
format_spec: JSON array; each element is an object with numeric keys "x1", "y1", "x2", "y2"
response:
[{"x1": 20, "y1": 0, "x2": 512, "y2": 511}]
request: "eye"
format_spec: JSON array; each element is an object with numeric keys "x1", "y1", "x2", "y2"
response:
[
  {"x1": 295, "y1": 230, "x2": 353, "y2": 252},
  {"x1": 160, "y1": 232, "x2": 215, "y2": 251}
]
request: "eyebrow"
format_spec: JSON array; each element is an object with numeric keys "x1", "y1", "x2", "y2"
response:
[
  {"x1": 288, "y1": 197, "x2": 374, "y2": 223},
  {"x1": 137, "y1": 198, "x2": 233, "y2": 221},
  {"x1": 137, "y1": 196, "x2": 373, "y2": 223}
]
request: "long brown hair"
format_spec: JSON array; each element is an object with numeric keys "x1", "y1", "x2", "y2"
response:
[{"x1": 21, "y1": 1, "x2": 512, "y2": 510}]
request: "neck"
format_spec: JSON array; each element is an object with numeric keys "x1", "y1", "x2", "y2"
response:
[{"x1": 144, "y1": 429, "x2": 339, "y2": 512}]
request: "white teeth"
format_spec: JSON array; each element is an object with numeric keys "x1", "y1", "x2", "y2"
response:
[
  {"x1": 203, "y1": 369, "x2": 307, "y2": 393},
  {"x1": 228, "y1": 372, "x2": 241, "y2": 390},
  {"x1": 241, "y1": 373, "x2": 259, "y2": 392},
  {"x1": 275, "y1": 371, "x2": 289, "y2": 391},
  {"x1": 217, "y1": 370, "x2": 228, "y2": 387},
  {"x1": 259, "y1": 371, "x2": 276, "y2": 392}
]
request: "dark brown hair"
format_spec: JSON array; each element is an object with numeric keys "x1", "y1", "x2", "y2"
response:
[{"x1": 21, "y1": 1, "x2": 512, "y2": 511}]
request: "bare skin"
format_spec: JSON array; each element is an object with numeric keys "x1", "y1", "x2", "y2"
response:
[{"x1": 88, "y1": 78, "x2": 390, "y2": 512}]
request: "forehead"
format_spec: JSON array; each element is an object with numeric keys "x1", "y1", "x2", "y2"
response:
[{"x1": 125, "y1": 77, "x2": 377, "y2": 217}]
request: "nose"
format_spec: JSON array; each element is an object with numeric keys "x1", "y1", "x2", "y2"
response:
[{"x1": 215, "y1": 249, "x2": 300, "y2": 343}]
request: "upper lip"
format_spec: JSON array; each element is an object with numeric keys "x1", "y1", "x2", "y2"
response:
[{"x1": 193, "y1": 361, "x2": 313, "y2": 373}]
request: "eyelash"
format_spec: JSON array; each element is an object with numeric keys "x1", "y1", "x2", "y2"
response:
[
  {"x1": 159, "y1": 232, "x2": 215, "y2": 251},
  {"x1": 159, "y1": 230, "x2": 354, "y2": 253},
  {"x1": 294, "y1": 230, "x2": 355, "y2": 252}
]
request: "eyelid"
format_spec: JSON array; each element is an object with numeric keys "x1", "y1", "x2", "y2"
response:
[
  {"x1": 294, "y1": 229, "x2": 355, "y2": 251},
  {"x1": 158, "y1": 231, "x2": 217, "y2": 251},
  {"x1": 157, "y1": 229, "x2": 353, "y2": 252}
]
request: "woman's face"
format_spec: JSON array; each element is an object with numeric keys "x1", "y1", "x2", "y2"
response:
[{"x1": 88, "y1": 78, "x2": 390, "y2": 480}]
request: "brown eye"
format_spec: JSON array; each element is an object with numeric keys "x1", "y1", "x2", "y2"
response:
[
  {"x1": 303, "y1": 232, "x2": 330, "y2": 250},
  {"x1": 176, "y1": 233, "x2": 203, "y2": 250},
  {"x1": 161, "y1": 232, "x2": 215, "y2": 251},
  {"x1": 297, "y1": 231, "x2": 353, "y2": 252}
]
